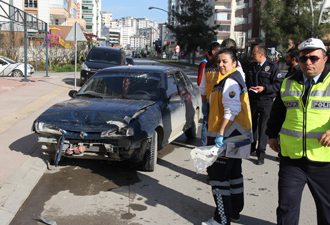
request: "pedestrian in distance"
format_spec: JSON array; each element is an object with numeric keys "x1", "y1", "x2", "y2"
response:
[
  {"x1": 202, "y1": 47, "x2": 253, "y2": 225},
  {"x1": 285, "y1": 48, "x2": 300, "y2": 78},
  {"x1": 198, "y1": 42, "x2": 221, "y2": 146},
  {"x1": 267, "y1": 38, "x2": 330, "y2": 225},
  {"x1": 246, "y1": 44, "x2": 283, "y2": 165}
]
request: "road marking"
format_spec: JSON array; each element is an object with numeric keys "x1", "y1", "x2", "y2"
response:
[{"x1": 0, "y1": 85, "x2": 70, "y2": 134}]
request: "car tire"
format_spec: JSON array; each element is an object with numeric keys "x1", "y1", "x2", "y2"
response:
[
  {"x1": 141, "y1": 130, "x2": 158, "y2": 172},
  {"x1": 185, "y1": 108, "x2": 199, "y2": 139},
  {"x1": 12, "y1": 69, "x2": 23, "y2": 77}
]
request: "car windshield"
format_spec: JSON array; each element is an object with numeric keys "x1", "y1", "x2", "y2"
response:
[
  {"x1": 86, "y1": 50, "x2": 120, "y2": 65},
  {"x1": 77, "y1": 71, "x2": 162, "y2": 101},
  {"x1": 1, "y1": 56, "x2": 15, "y2": 64}
]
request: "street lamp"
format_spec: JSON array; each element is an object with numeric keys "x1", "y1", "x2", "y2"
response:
[
  {"x1": 148, "y1": 6, "x2": 169, "y2": 14},
  {"x1": 148, "y1": 6, "x2": 169, "y2": 58}
]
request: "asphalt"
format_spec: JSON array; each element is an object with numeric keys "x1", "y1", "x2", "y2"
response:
[{"x1": 0, "y1": 67, "x2": 318, "y2": 225}]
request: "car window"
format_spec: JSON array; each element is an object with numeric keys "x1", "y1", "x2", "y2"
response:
[
  {"x1": 86, "y1": 50, "x2": 120, "y2": 65},
  {"x1": 179, "y1": 71, "x2": 193, "y2": 92},
  {"x1": 174, "y1": 71, "x2": 188, "y2": 95},
  {"x1": 78, "y1": 71, "x2": 162, "y2": 101},
  {"x1": 1, "y1": 57, "x2": 15, "y2": 64},
  {"x1": 0, "y1": 59, "x2": 6, "y2": 65},
  {"x1": 166, "y1": 74, "x2": 179, "y2": 97}
]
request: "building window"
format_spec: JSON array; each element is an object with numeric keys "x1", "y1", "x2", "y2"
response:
[
  {"x1": 25, "y1": 0, "x2": 37, "y2": 8},
  {"x1": 55, "y1": 19, "x2": 59, "y2": 25},
  {"x1": 249, "y1": 0, "x2": 253, "y2": 8},
  {"x1": 215, "y1": 13, "x2": 231, "y2": 21},
  {"x1": 248, "y1": 29, "x2": 252, "y2": 39},
  {"x1": 224, "y1": 3, "x2": 231, "y2": 9},
  {"x1": 219, "y1": 25, "x2": 230, "y2": 32},
  {"x1": 248, "y1": 13, "x2": 251, "y2": 23}
]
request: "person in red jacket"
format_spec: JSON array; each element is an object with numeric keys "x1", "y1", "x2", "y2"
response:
[
  {"x1": 198, "y1": 42, "x2": 221, "y2": 146},
  {"x1": 197, "y1": 42, "x2": 221, "y2": 86}
]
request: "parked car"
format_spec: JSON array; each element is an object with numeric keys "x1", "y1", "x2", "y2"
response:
[
  {"x1": 33, "y1": 66, "x2": 201, "y2": 171},
  {"x1": 134, "y1": 53, "x2": 141, "y2": 58},
  {"x1": 126, "y1": 56, "x2": 135, "y2": 65},
  {"x1": 0, "y1": 56, "x2": 34, "y2": 77},
  {"x1": 80, "y1": 46, "x2": 126, "y2": 86},
  {"x1": 171, "y1": 54, "x2": 178, "y2": 60}
]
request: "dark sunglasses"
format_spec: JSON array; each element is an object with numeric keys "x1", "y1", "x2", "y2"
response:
[{"x1": 299, "y1": 55, "x2": 325, "y2": 63}]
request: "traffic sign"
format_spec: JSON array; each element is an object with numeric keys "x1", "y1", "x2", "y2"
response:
[{"x1": 175, "y1": 45, "x2": 180, "y2": 53}]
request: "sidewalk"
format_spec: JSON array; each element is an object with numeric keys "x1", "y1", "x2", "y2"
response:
[{"x1": 0, "y1": 74, "x2": 76, "y2": 225}]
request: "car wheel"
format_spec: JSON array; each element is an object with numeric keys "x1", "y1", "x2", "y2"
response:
[
  {"x1": 12, "y1": 69, "x2": 23, "y2": 77},
  {"x1": 141, "y1": 130, "x2": 158, "y2": 172},
  {"x1": 185, "y1": 108, "x2": 199, "y2": 139}
]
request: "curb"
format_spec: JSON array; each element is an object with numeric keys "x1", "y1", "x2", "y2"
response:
[{"x1": 0, "y1": 145, "x2": 47, "y2": 225}]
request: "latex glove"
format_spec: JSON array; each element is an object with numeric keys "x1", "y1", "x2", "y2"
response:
[
  {"x1": 202, "y1": 102, "x2": 208, "y2": 117},
  {"x1": 215, "y1": 136, "x2": 226, "y2": 147}
]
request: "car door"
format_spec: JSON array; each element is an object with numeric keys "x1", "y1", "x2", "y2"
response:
[
  {"x1": 162, "y1": 73, "x2": 186, "y2": 144},
  {"x1": 174, "y1": 70, "x2": 195, "y2": 129}
]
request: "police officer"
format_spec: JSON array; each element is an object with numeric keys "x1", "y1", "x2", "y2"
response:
[
  {"x1": 246, "y1": 44, "x2": 283, "y2": 165},
  {"x1": 267, "y1": 38, "x2": 330, "y2": 225}
]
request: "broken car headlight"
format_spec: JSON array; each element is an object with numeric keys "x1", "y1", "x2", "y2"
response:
[
  {"x1": 35, "y1": 121, "x2": 62, "y2": 135},
  {"x1": 101, "y1": 127, "x2": 134, "y2": 137}
]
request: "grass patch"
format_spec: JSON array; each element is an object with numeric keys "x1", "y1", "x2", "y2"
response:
[{"x1": 35, "y1": 62, "x2": 82, "y2": 72}]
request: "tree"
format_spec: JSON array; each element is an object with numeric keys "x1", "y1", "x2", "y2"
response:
[
  {"x1": 257, "y1": 0, "x2": 330, "y2": 48},
  {"x1": 166, "y1": 0, "x2": 219, "y2": 64}
]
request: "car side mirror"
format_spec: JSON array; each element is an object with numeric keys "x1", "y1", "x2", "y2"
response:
[
  {"x1": 168, "y1": 95, "x2": 183, "y2": 104},
  {"x1": 69, "y1": 90, "x2": 78, "y2": 98}
]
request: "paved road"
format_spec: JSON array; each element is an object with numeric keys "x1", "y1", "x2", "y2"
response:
[{"x1": 2, "y1": 58, "x2": 317, "y2": 225}]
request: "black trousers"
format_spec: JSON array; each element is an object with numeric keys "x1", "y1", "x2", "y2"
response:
[
  {"x1": 277, "y1": 156, "x2": 330, "y2": 225},
  {"x1": 250, "y1": 99, "x2": 273, "y2": 159},
  {"x1": 207, "y1": 137, "x2": 244, "y2": 225}
]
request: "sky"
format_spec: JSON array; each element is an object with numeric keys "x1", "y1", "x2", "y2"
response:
[{"x1": 101, "y1": 0, "x2": 168, "y2": 24}]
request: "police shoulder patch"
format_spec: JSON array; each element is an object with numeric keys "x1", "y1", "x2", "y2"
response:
[
  {"x1": 277, "y1": 73, "x2": 282, "y2": 78},
  {"x1": 229, "y1": 91, "x2": 236, "y2": 98}
]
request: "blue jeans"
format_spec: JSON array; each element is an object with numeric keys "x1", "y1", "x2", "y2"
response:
[{"x1": 201, "y1": 115, "x2": 208, "y2": 146}]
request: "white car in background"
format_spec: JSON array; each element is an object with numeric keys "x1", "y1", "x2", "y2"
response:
[{"x1": 0, "y1": 56, "x2": 35, "y2": 77}]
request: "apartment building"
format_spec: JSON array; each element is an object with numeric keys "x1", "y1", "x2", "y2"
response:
[
  {"x1": 77, "y1": 0, "x2": 101, "y2": 37},
  {"x1": 109, "y1": 28, "x2": 120, "y2": 46},
  {"x1": 130, "y1": 35, "x2": 147, "y2": 50},
  {"x1": 101, "y1": 11, "x2": 112, "y2": 27}
]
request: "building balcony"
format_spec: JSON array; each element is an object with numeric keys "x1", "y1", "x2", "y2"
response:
[
  {"x1": 214, "y1": 21, "x2": 231, "y2": 25},
  {"x1": 215, "y1": 0, "x2": 231, "y2": 2},
  {"x1": 82, "y1": 10, "x2": 93, "y2": 14},
  {"x1": 234, "y1": 24, "x2": 248, "y2": 32},
  {"x1": 236, "y1": 3, "x2": 248, "y2": 10},
  {"x1": 50, "y1": 8, "x2": 70, "y2": 19},
  {"x1": 82, "y1": 0, "x2": 93, "y2": 3},
  {"x1": 50, "y1": 2, "x2": 69, "y2": 11},
  {"x1": 235, "y1": 17, "x2": 247, "y2": 25},
  {"x1": 217, "y1": 31, "x2": 230, "y2": 36},
  {"x1": 235, "y1": 8, "x2": 248, "y2": 16}
]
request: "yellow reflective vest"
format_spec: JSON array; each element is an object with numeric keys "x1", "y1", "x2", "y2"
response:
[
  {"x1": 208, "y1": 70, "x2": 253, "y2": 143},
  {"x1": 280, "y1": 71, "x2": 330, "y2": 162}
]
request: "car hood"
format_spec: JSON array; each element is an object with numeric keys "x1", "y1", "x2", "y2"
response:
[
  {"x1": 36, "y1": 98, "x2": 156, "y2": 132},
  {"x1": 84, "y1": 61, "x2": 119, "y2": 70}
]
